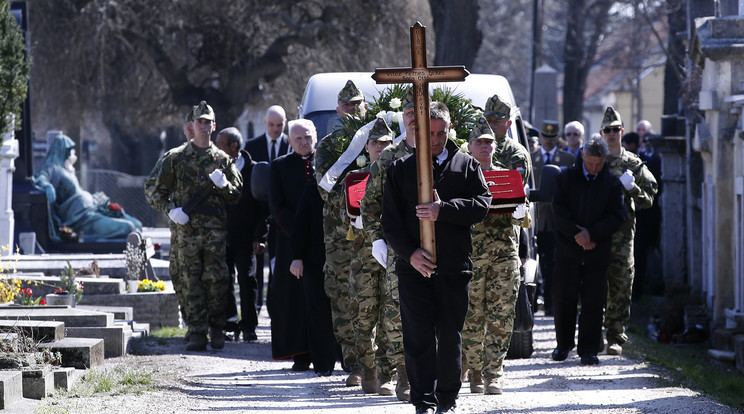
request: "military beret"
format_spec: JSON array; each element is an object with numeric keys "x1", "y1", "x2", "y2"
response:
[
  {"x1": 369, "y1": 118, "x2": 393, "y2": 142},
  {"x1": 338, "y1": 80, "x2": 365, "y2": 103},
  {"x1": 193, "y1": 101, "x2": 215, "y2": 122},
  {"x1": 469, "y1": 117, "x2": 495, "y2": 142},
  {"x1": 484, "y1": 94, "x2": 511, "y2": 119},
  {"x1": 601, "y1": 106, "x2": 623, "y2": 128},
  {"x1": 540, "y1": 121, "x2": 560, "y2": 138}
]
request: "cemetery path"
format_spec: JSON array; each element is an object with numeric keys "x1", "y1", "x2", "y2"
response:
[{"x1": 20, "y1": 309, "x2": 739, "y2": 414}]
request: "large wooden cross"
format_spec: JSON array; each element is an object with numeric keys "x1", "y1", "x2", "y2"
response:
[{"x1": 372, "y1": 22, "x2": 469, "y2": 263}]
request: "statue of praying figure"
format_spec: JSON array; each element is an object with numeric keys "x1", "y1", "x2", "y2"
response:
[{"x1": 33, "y1": 134, "x2": 142, "y2": 242}]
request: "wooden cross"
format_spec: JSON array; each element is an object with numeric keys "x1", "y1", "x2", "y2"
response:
[{"x1": 372, "y1": 21, "x2": 469, "y2": 262}]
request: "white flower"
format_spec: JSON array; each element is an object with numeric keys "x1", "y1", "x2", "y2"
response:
[
  {"x1": 356, "y1": 155, "x2": 368, "y2": 168},
  {"x1": 459, "y1": 142, "x2": 469, "y2": 153},
  {"x1": 391, "y1": 111, "x2": 401, "y2": 124},
  {"x1": 389, "y1": 98, "x2": 402, "y2": 109},
  {"x1": 448, "y1": 129, "x2": 457, "y2": 140},
  {"x1": 376, "y1": 110, "x2": 386, "y2": 119}
]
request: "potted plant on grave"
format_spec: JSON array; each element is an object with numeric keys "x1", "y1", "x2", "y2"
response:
[
  {"x1": 45, "y1": 261, "x2": 83, "y2": 307},
  {"x1": 15, "y1": 288, "x2": 46, "y2": 306},
  {"x1": 124, "y1": 240, "x2": 146, "y2": 293}
]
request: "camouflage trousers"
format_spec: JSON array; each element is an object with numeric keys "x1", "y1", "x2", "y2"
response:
[
  {"x1": 174, "y1": 225, "x2": 230, "y2": 335},
  {"x1": 462, "y1": 255, "x2": 520, "y2": 379},
  {"x1": 604, "y1": 249, "x2": 635, "y2": 345},
  {"x1": 349, "y1": 227, "x2": 392, "y2": 375},
  {"x1": 382, "y1": 244, "x2": 405, "y2": 370},
  {"x1": 168, "y1": 224, "x2": 189, "y2": 329},
  {"x1": 323, "y1": 208, "x2": 358, "y2": 369}
]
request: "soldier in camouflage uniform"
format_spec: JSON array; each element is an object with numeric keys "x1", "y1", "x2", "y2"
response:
[
  {"x1": 345, "y1": 118, "x2": 394, "y2": 394},
  {"x1": 358, "y1": 88, "x2": 417, "y2": 401},
  {"x1": 145, "y1": 101, "x2": 242, "y2": 351},
  {"x1": 598, "y1": 107, "x2": 657, "y2": 356},
  {"x1": 462, "y1": 102, "x2": 531, "y2": 395},
  {"x1": 145, "y1": 108, "x2": 195, "y2": 339},
  {"x1": 314, "y1": 80, "x2": 367, "y2": 387}
]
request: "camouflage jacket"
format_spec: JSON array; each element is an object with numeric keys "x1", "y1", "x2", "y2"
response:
[
  {"x1": 606, "y1": 147, "x2": 658, "y2": 251},
  {"x1": 360, "y1": 139, "x2": 415, "y2": 242},
  {"x1": 493, "y1": 136, "x2": 532, "y2": 186},
  {"x1": 471, "y1": 213, "x2": 521, "y2": 262},
  {"x1": 144, "y1": 141, "x2": 242, "y2": 229},
  {"x1": 314, "y1": 129, "x2": 359, "y2": 203}
]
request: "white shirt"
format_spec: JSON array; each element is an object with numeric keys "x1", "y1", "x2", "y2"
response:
[
  {"x1": 234, "y1": 153, "x2": 245, "y2": 171},
  {"x1": 540, "y1": 147, "x2": 556, "y2": 163}
]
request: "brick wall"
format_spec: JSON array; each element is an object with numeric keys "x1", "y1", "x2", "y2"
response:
[{"x1": 78, "y1": 293, "x2": 180, "y2": 329}]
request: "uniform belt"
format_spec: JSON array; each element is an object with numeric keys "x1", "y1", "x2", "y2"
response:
[{"x1": 189, "y1": 205, "x2": 222, "y2": 217}]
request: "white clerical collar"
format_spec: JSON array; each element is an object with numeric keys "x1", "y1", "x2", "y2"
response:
[
  {"x1": 234, "y1": 153, "x2": 245, "y2": 171},
  {"x1": 436, "y1": 148, "x2": 448, "y2": 165}
]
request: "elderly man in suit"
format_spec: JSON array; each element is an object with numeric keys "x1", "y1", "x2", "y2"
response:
[{"x1": 531, "y1": 120, "x2": 576, "y2": 316}]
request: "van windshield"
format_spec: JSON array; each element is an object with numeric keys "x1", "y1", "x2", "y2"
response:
[{"x1": 304, "y1": 111, "x2": 338, "y2": 139}]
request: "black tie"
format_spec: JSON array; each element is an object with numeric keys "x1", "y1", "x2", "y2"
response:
[
  {"x1": 587, "y1": 174, "x2": 595, "y2": 181},
  {"x1": 271, "y1": 140, "x2": 277, "y2": 161},
  {"x1": 545, "y1": 152, "x2": 551, "y2": 164}
]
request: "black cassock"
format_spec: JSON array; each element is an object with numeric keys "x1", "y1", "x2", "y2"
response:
[
  {"x1": 268, "y1": 151, "x2": 314, "y2": 360},
  {"x1": 291, "y1": 182, "x2": 337, "y2": 374}
]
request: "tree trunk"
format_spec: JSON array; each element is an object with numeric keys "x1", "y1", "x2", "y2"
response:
[{"x1": 428, "y1": 0, "x2": 482, "y2": 68}]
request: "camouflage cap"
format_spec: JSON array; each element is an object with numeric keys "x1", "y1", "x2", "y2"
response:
[
  {"x1": 540, "y1": 120, "x2": 560, "y2": 138},
  {"x1": 484, "y1": 94, "x2": 511, "y2": 119},
  {"x1": 338, "y1": 80, "x2": 365, "y2": 103},
  {"x1": 401, "y1": 88, "x2": 415, "y2": 109},
  {"x1": 368, "y1": 118, "x2": 393, "y2": 142},
  {"x1": 469, "y1": 117, "x2": 495, "y2": 142},
  {"x1": 185, "y1": 106, "x2": 196, "y2": 123},
  {"x1": 193, "y1": 101, "x2": 215, "y2": 122},
  {"x1": 601, "y1": 106, "x2": 623, "y2": 127}
]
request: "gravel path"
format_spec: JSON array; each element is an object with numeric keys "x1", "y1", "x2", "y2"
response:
[{"x1": 14, "y1": 309, "x2": 740, "y2": 414}]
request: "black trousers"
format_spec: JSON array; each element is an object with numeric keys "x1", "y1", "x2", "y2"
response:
[
  {"x1": 398, "y1": 270, "x2": 470, "y2": 410},
  {"x1": 552, "y1": 260, "x2": 608, "y2": 357},
  {"x1": 537, "y1": 231, "x2": 556, "y2": 312},
  {"x1": 226, "y1": 243, "x2": 258, "y2": 333},
  {"x1": 301, "y1": 264, "x2": 338, "y2": 373}
]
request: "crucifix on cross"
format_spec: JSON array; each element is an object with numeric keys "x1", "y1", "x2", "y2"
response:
[{"x1": 372, "y1": 21, "x2": 469, "y2": 262}]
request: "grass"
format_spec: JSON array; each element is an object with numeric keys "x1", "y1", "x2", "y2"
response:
[
  {"x1": 130, "y1": 325, "x2": 187, "y2": 352},
  {"x1": 625, "y1": 324, "x2": 744, "y2": 411}
]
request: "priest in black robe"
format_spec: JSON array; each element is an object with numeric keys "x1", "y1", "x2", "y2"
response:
[{"x1": 268, "y1": 119, "x2": 318, "y2": 370}]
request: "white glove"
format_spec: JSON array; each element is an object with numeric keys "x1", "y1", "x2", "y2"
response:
[
  {"x1": 371, "y1": 239, "x2": 388, "y2": 269},
  {"x1": 352, "y1": 215, "x2": 363, "y2": 230},
  {"x1": 619, "y1": 169, "x2": 635, "y2": 191},
  {"x1": 168, "y1": 207, "x2": 190, "y2": 225},
  {"x1": 513, "y1": 203, "x2": 527, "y2": 220},
  {"x1": 209, "y1": 169, "x2": 228, "y2": 188}
]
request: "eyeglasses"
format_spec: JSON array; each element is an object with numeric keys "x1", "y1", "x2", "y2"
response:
[
  {"x1": 565, "y1": 132, "x2": 581, "y2": 136},
  {"x1": 602, "y1": 127, "x2": 621, "y2": 134}
]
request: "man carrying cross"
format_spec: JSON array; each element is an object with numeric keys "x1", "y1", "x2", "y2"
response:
[{"x1": 382, "y1": 102, "x2": 491, "y2": 414}]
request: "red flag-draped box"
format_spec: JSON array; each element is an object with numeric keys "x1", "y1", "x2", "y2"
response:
[
  {"x1": 483, "y1": 169, "x2": 525, "y2": 214},
  {"x1": 345, "y1": 172, "x2": 370, "y2": 217}
]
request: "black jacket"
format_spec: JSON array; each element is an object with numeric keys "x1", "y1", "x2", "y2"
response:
[
  {"x1": 290, "y1": 182, "x2": 325, "y2": 269},
  {"x1": 226, "y1": 150, "x2": 269, "y2": 246},
  {"x1": 552, "y1": 159, "x2": 626, "y2": 264},
  {"x1": 269, "y1": 152, "x2": 315, "y2": 237},
  {"x1": 244, "y1": 133, "x2": 290, "y2": 163},
  {"x1": 382, "y1": 139, "x2": 491, "y2": 276}
]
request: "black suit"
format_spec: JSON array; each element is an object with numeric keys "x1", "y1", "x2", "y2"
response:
[
  {"x1": 633, "y1": 151, "x2": 662, "y2": 299},
  {"x1": 551, "y1": 159, "x2": 625, "y2": 357},
  {"x1": 224, "y1": 150, "x2": 269, "y2": 337},
  {"x1": 383, "y1": 139, "x2": 491, "y2": 411},
  {"x1": 268, "y1": 151, "x2": 314, "y2": 361},
  {"x1": 244, "y1": 132, "x2": 290, "y2": 311}
]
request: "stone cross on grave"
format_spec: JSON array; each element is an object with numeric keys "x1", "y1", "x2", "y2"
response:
[{"x1": 372, "y1": 21, "x2": 469, "y2": 262}]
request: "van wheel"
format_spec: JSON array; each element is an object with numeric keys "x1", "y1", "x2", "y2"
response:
[{"x1": 506, "y1": 330, "x2": 534, "y2": 359}]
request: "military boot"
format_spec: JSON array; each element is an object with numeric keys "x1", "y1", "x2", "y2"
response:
[
  {"x1": 484, "y1": 375, "x2": 503, "y2": 395},
  {"x1": 185, "y1": 332, "x2": 208, "y2": 351},
  {"x1": 361, "y1": 366, "x2": 378, "y2": 394},
  {"x1": 378, "y1": 371, "x2": 395, "y2": 396},
  {"x1": 395, "y1": 364, "x2": 410, "y2": 402},
  {"x1": 210, "y1": 327, "x2": 225, "y2": 350},
  {"x1": 345, "y1": 366, "x2": 362, "y2": 387},
  {"x1": 468, "y1": 371, "x2": 485, "y2": 393}
]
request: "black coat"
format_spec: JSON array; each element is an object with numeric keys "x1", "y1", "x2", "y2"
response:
[
  {"x1": 290, "y1": 183, "x2": 325, "y2": 268},
  {"x1": 226, "y1": 150, "x2": 269, "y2": 246},
  {"x1": 552, "y1": 160, "x2": 626, "y2": 264},
  {"x1": 244, "y1": 133, "x2": 290, "y2": 163},
  {"x1": 382, "y1": 139, "x2": 491, "y2": 276}
]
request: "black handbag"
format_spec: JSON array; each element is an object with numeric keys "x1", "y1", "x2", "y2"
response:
[{"x1": 513, "y1": 280, "x2": 535, "y2": 333}]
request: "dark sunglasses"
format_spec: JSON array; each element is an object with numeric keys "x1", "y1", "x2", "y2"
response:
[
  {"x1": 565, "y1": 132, "x2": 581, "y2": 136},
  {"x1": 602, "y1": 127, "x2": 621, "y2": 133}
]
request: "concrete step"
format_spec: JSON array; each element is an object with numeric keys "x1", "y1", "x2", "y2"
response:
[
  {"x1": 79, "y1": 293, "x2": 179, "y2": 329},
  {"x1": 66, "y1": 325, "x2": 132, "y2": 358},
  {"x1": 11, "y1": 250, "x2": 170, "y2": 280},
  {"x1": 77, "y1": 305, "x2": 133, "y2": 320},
  {"x1": 0, "y1": 319, "x2": 65, "y2": 342},
  {"x1": 21, "y1": 366, "x2": 53, "y2": 399},
  {"x1": 52, "y1": 367, "x2": 79, "y2": 392},
  {"x1": 0, "y1": 306, "x2": 114, "y2": 328},
  {"x1": 37, "y1": 337, "x2": 104, "y2": 369},
  {"x1": 0, "y1": 371, "x2": 22, "y2": 409},
  {"x1": 18, "y1": 274, "x2": 125, "y2": 296}
]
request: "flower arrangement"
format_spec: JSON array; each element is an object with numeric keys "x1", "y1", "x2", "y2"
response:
[
  {"x1": 16, "y1": 288, "x2": 46, "y2": 306},
  {"x1": 137, "y1": 279, "x2": 165, "y2": 292},
  {"x1": 57, "y1": 261, "x2": 83, "y2": 303},
  {"x1": 0, "y1": 245, "x2": 22, "y2": 303},
  {"x1": 124, "y1": 241, "x2": 146, "y2": 281}
]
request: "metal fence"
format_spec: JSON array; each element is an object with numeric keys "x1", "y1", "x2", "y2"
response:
[{"x1": 85, "y1": 169, "x2": 166, "y2": 228}]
